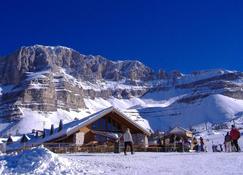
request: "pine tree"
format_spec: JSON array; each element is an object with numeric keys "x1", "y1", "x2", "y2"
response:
[
  {"x1": 7, "y1": 135, "x2": 13, "y2": 144},
  {"x1": 58, "y1": 120, "x2": 63, "y2": 132},
  {"x1": 35, "y1": 131, "x2": 39, "y2": 138},
  {"x1": 21, "y1": 134, "x2": 30, "y2": 143},
  {"x1": 42, "y1": 129, "x2": 46, "y2": 138},
  {"x1": 50, "y1": 124, "x2": 54, "y2": 135}
]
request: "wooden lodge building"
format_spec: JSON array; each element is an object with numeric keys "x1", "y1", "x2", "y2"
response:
[
  {"x1": 6, "y1": 107, "x2": 151, "y2": 152},
  {"x1": 155, "y1": 127, "x2": 193, "y2": 152}
]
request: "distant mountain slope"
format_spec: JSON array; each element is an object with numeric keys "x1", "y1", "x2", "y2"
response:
[
  {"x1": 1, "y1": 45, "x2": 243, "y2": 135},
  {"x1": 125, "y1": 94, "x2": 243, "y2": 130}
]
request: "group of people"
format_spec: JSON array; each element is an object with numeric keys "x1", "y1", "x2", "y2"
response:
[
  {"x1": 122, "y1": 125, "x2": 241, "y2": 155},
  {"x1": 191, "y1": 136, "x2": 205, "y2": 152},
  {"x1": 224, "y1": 125, "x2": 241, "y2": 152},
  {"x1": 191, "y1": 125, "x2": 241, "y2": 152}
]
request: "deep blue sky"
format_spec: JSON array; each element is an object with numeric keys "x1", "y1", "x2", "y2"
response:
[{"x1": 0, "y1": 0, "x2": 243, "y2": 73}]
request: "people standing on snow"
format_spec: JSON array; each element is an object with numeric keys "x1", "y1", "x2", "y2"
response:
[
  {"x1": 169, "y1": 134, "x2": 176, "y2": 151},
  {"x1": 199, "y1": 137, "x2": 205, "y2": 152},
  {"x1": 212, "y1": 142, "x2": 217, "y2": 152},
  {"x1": 224, "y1": 132, "x2": 232, "y2": 152},
  {"x1": 191, "y1": 137, "x2": 198, "y2": 151},
  {"x1": 123, "y1": 128, "x2": 134, "y2": 155},
  {"x1": 230, "y1": 125, "x2": 240, "y2": 152},
  {"x1": 219, "y1": 144, "x2": 223, "y2": 152}
]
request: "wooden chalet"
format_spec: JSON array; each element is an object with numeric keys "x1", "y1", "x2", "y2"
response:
[
  {"x1": 41, "y1": 107, "x2": 151, "y2": 152},
  {"x1": 6, "y1": 107, "x2": 151, "y2": 153}
]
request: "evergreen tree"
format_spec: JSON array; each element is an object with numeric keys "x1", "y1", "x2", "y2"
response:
[
  {"x1": 58, "y1": 120, "x2": 63, "y2": 132},
  {"x1": 42, "y1": 129, "x2": 46, "y2": 138},
  {"x1": 35, "y1": 131, "x2": 39, "y2": 138},
  {"x1": 7, "y1": 135, "x2": 13, "y2": 144},
  {"x1": 21, "y1": 134, "x2": 30, "y2": 143},
  {"x1": 50, "y1": 124, "x2": 54, "y2": 135}
]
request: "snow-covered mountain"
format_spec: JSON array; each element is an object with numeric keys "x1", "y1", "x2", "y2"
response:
[{"x1": 1, "y1": 45, "x2": 243, "y2": 135}]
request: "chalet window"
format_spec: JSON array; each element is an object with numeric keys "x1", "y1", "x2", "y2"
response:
[
  {"x1": 94, "y1": 134, "x2": 109, "y2": 143},
  {"x1": 107, "y1": 117, "x2": 112, "y2": 130},
  {"x1": 100, "y1": 118, "x2": 106, "y2": 130},
  {"x1": 91, "y1": 116, "x2": 122, "y2": 132}
]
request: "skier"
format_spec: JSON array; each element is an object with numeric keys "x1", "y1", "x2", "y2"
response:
[
  {"x1": 224, "y1": 132, "x2": 231, "y2": 152},
  {"x1": 199, "y1": 137, "x2": 205, "y2": 152},
  {"x1": 230, "y1": 125, "x2": 240, "y2": 152},
  {"x1": 123, "y1": 128, "x2": 134, "y2": 155}
]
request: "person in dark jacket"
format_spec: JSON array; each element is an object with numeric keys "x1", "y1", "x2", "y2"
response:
[
  {"x1": 191, "y1": 137, "x2": 199, "y2": 151},
  {"x1": 199, "y1": 137, "x2": 205, "y2": 152},
  {"x1": 224, "y1": 132, "x2": 231, "y2": 152},
  {"x1": 230, "y1": 125, "x2": 240, "y2": 152}
]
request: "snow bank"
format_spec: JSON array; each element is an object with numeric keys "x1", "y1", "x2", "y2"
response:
[{"x1": 0, "y1": 146, "x2": 73, "y2": 175}]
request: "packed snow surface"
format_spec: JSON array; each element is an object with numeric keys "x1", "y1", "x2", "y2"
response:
[
  {"x1": 64, "y1": 152, "x2": 243, "y2": 175},
  {"x1": 1, "y1": 146, "x2": 243, "y2": 175},
  {"x1": 1, "y1": 131, "x2": 243, "y2": 175}
]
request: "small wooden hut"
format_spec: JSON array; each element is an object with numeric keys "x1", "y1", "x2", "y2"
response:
[{"x1": 157, "y1": 127, "x2": 193, "y2": 152}]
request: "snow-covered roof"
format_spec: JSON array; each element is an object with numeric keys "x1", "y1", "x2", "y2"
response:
[
  {"x1": 55, "y1": 106, "x2": 151, "y2": 137},
  {"x1": 169, "y1": 127, "x2": 192, "y2": 134}
]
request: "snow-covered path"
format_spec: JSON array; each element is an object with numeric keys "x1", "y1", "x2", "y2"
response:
[{"x1": 63, "y1": 152, "x2": 243, "y2": 175}]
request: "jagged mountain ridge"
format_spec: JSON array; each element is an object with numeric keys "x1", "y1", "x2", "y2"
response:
[
  {"x1": 1, "y1": 45, "x2": 243, "y2": 134},
  {"x1": 0, "y1": 45, "x2": 185, "y2": 118}
]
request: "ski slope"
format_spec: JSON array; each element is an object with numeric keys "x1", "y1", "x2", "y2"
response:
[{"x1": 125, "y1": 94, "x2": 243, "y2": 131}]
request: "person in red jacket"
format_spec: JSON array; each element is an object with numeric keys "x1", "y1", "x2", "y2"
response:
[{"x1": 230, "y1": 125, "x2": 241, "y2": 152}]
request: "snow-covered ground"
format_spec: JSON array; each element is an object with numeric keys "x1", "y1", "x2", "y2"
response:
[
  {"x1": 63, "y1": 152, "x2": 243, "y2": 175},
  {"x1": 1, "y1": 129, "x2": 243, "y2": 175},
  {"x1": 1, "y1": 146, "x2": 243, "y2": 175}
]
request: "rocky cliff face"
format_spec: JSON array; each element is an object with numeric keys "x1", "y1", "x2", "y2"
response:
[
  {"x1": 0, "y1": 45, "x2": 156, "y2": 120},
  {"x1": 1, "y1": 45, "x2": 243, "y2": 122}
]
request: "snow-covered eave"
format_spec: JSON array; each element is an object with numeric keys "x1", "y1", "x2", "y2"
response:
[
  {"x1": 64, "y1": 106, "x2": 151, "y2": 137},
  {"x1": 169, "y1": 126, "x2": 192, "y2": 134},
  {"x1": 49, "y1": 106, "x2": 151, "y2": 142},
  {"x1": 65, "y1": 106, "x2": 115, "y2": 137},
  {"x1": 111, "y1": 108, "x2": 152, "y2": 135},
  {"x1": 34, "y1": 107, "x2": 116, "y2": 144}
]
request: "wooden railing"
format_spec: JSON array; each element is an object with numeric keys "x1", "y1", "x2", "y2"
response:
[
  {"x1": 44, "y1": 143, "x2": 116, "y2": 153},
  {"x1": 43, "y1": 143, "x2": 190, "y2": 153}
]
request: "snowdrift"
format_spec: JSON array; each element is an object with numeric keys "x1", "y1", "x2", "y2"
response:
[{"x1": 0, "y1": 146, "x2": 72, "y2": 175}]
